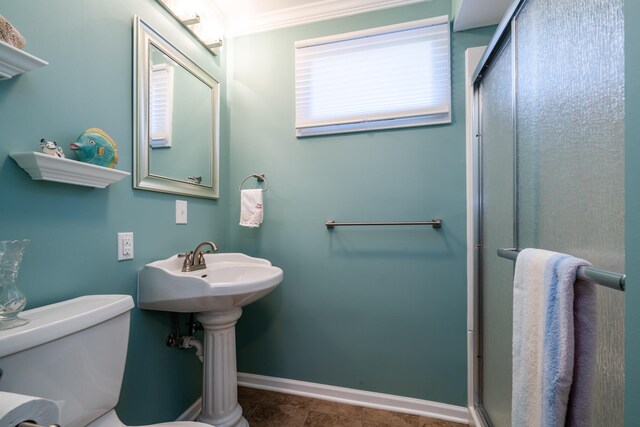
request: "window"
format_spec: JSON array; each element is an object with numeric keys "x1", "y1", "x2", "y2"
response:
[
  {"x1": 149, "y1": 63, "x2": 174, "y2": 148},
  {"x1": 295, "y1": 16, "x2": 451, "y2": 137}
]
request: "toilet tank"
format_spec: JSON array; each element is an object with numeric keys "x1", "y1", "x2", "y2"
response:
[{"x1": 0, "y1": 295, "x2": 134, "y2": 427}]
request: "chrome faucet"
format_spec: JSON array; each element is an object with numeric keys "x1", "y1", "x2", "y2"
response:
[{"x1": 179, "y1": 241, "x2": 218, "y2": 272}]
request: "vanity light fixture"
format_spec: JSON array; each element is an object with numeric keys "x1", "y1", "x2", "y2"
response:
[
  {"x1": 156, "y1": 0, "x2": 225, "y2": 56},
  {"x1": 206, "y1": 39, "x2": 223, "y2": 49},
  {"x1": 181, "y1": 14, "x2": 201, "y2": 26}
]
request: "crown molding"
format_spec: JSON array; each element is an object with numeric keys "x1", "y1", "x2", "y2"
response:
[{"x1": 226, "y1": 0, "x2": 431, "y2": 36}]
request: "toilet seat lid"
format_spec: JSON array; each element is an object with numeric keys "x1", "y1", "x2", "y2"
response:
[
  {"x1": 143, "y1": 423, "x2": 211, "y2": 427},
  {"x1": 86, "y1": 410, "x2": 212, "y2": 427}
]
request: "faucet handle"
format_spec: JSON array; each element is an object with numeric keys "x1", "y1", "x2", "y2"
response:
[
  {"x1": 197, "y1": 249, "x2": 214, "y2": 264},
  {"x1": 178, "y1": 251, "x2": 194, "y2": 271}
]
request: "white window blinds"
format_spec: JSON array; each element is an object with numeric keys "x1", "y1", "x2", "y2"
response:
[
  {"x1": 295, "y1": 16, "x2": 451, "y2": 137},
  {"x1": 149, "y1": 63, "x2": 174, "y2": 148}
]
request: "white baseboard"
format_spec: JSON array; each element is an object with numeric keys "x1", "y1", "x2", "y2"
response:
[
  {"x1": 237, "y1": 372, "x2": 469, "y2": 424},
  {"x1": 177, "y1": 373, "x2": 469, "y2": 424}
]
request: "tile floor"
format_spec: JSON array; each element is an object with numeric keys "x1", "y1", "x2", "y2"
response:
[{"x1": 238, "y1": 386, "x2": 467, "y2": 427}]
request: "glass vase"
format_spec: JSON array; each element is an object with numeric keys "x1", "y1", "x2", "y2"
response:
[{"x1": 0, "y1": 239, "x2": 29, "y2": 330}]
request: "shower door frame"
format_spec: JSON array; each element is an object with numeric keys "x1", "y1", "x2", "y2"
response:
[
  {"x1": 466, "y1": 1, "x2": 526, "y2": 426},
  {"x1": 467, "y1": 0, "x2": 625, "y2": 425}
]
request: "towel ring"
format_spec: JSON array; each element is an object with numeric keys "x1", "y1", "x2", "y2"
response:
[{"x1": 239, "y1": 173, "x2": 268, "y2": 192}]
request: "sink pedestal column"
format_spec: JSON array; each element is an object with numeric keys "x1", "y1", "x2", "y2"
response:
[{"x1": 196, "y1": 308, "x2": 248, "y2": 427}]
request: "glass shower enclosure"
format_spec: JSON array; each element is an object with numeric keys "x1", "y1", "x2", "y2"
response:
[{"x1": 471, "y1": 0, "x2": 625, "y2": 425}]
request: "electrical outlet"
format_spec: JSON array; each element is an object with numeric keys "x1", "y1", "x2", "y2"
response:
[
  {"x1": 176, "y1": 200, "x2": 188, "y2": 224},
  {"x1": 118, "y1": 232, "x2": 134, "y2": 261}
]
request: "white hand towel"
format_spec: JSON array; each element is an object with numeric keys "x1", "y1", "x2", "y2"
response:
[
  {"x1": 240, "y1": 189, "x2": 263, "y2": 227},
  {"x1": 512, "y1": 248, "x2": 597, "y2": 427}
]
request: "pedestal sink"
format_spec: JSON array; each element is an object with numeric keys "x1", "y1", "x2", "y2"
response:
[{"x1": 138, "y1": 253, "x2": 283, "y2": 427}]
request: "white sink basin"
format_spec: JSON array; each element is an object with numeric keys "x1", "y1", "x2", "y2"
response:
[{"x1": 138, "y1": 253, "x2": 283, "y2": 312}]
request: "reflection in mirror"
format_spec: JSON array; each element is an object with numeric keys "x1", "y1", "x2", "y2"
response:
[
  {"x1": 148, "y1": 45, "x2": 213, "y2": 187},
  {"x1": 149, "y1": 60, "x2": 174, "y2": 148},
  {"x1": 134, "y1": 16, "x2": 219, "y2": 199}
]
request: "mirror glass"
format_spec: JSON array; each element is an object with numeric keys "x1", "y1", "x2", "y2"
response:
[{"x1": 134, "y1": 17, "x2": 219, "y2": 199}]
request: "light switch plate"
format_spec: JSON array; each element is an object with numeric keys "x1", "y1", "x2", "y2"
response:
[{"x1": 176, "y1": 200, "x2": 188, "y2": 224}]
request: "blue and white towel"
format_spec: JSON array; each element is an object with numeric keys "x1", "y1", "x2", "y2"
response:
[{"x1": 512, "y1": 249, "x2": 597, "y2": 427}]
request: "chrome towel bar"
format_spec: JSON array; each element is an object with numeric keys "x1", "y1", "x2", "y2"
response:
[
  {"x1": 497, "y1": 248, "x2": 625, "y2": 291},
  {"x1": 326, "y1": 219, "x2": 442, "y2": 229}
]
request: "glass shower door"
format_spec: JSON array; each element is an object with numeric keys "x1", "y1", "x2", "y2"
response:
[
  {"x1": 476, "y1": 0, "x2": 625, "y2": 425},
  {"x1": 478, "y1": 38, "x2": 514, "y2": 427},
  {"x1": 515, "y1": 0, "x2": 625, "y2": 425}
]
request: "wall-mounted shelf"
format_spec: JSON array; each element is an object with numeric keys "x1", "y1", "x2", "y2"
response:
[
  {"x1": 0, "y1": 40, "x2": 48, "y2": 80},
  {"x1": 10, "y1": 152, "x2": 130, "y2": 188}
]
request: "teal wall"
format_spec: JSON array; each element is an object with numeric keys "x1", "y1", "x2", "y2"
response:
[
  {"x1": 229, "y1": 1, "x2": 494, "y2": 406},
  {"x1": 0, "y1": 0, "x2": 228, "y2": 424},
  {"x1": 625, "y1": 1, "x2": 640, "y2": 424}
]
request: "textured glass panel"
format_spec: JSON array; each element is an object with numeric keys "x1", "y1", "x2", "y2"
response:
[
  {"x1": 479, "y1": 39, "x2": 514, "y2": 427},
  {"x1": 515, "y1": 0, "x2": 625, "y2": 425}
]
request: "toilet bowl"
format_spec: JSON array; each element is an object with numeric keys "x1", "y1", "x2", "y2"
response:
[{"x1": 0, "y1": 294, "x2": 210, "y2": 427}]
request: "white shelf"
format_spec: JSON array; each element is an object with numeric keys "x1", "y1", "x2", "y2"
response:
[
  {"x1": 10, "y1": 152, "x2": 130, "y2": 188},
  {"x1": 0, "y1": 40, "x2": 48, "y2": 80}
]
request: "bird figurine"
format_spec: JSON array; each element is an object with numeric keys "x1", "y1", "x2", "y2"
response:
[
  {"x1": 70, "y1": 128, "x2": 118, "y2": 168},
  {"x1": 40, "y1": 138, "x2": 65, "y2": 158}
]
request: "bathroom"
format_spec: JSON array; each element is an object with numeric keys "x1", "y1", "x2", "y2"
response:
[{"x1": 0, "y1": 0, "x2": 638, "y2": 426}]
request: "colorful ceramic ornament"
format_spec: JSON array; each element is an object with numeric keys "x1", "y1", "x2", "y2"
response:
[{"x1": 70, "y1": 128, "x2": 118, "y2": 168}]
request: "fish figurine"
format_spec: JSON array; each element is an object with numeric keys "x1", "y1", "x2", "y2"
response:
[
  {"x1": 40, "y1": 138, "x2": 65, "y2": 158},
  {"x1": 70, "y1": 128, "x2": 118, "y2": 168}
]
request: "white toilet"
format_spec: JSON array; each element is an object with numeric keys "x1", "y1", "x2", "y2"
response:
[{"x1": 0, "y1": 294, "x2": 211, "y2": 427}]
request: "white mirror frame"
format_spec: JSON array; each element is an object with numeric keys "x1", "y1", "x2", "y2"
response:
[{"x1": 133, "y1": 16, "x2": 220, "y2": 199}]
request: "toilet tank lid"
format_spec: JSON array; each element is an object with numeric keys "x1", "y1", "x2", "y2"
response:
[{"x1": 0, "y1": 295, "x2": 134, "y2": 358}]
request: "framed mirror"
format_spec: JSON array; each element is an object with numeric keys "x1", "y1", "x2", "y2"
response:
[{"x1": 134, "y1": 16, "x2": 220, "y2": 199}]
